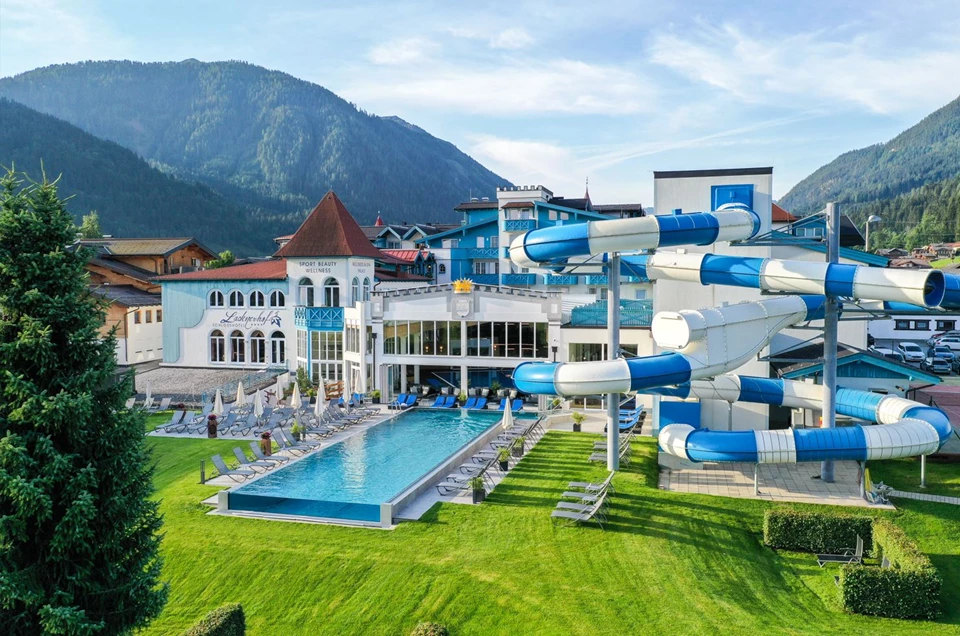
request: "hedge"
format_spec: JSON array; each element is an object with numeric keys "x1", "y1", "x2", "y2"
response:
[
  {"x1": 840, "y1": 519, "x2": 941, "y2": 620},
  {"x1": 182, "y1": 604, "x2": 245, "y2": 636},
  {"x1": 763, "y1": 509, "x2": 872, "y2": 553}
]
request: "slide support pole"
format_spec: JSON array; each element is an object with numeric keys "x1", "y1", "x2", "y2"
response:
[
  {"x1": 607, "y1": 252, "x2": 621, "y2": 471},
  {"x1": 821, "y1": 202, "x2": 839, "y2": 484},
  {"x1": 920, "y1": 454, "x2": 927, "y2": 489},
  {"x1": 754, "y1": 464, "x2": 760, "y2": 496}
]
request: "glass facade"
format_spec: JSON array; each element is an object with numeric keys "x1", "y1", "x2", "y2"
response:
[{"x1": 384, "y1": 320, "x2": 546, "y2": 359}]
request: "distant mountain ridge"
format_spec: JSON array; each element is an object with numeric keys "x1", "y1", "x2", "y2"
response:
[
  {"x1": 779, "y1": 95, "x2": 960, "y2": 216},
  {"x1": 0, "y1": 59, "x2": 509, "y2": 228},
  {"x1": 0, "y1": 99, "x2": 273, "y2": 254}
]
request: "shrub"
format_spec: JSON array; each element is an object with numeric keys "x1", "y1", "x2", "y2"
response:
[
  {"x1": 840, "y1": 519, "x2": 941, "y2": 619},
  {"x1": 763, "y1": 509, "x2": 872, "y2": 553},
  {"x1": 182, "y1": 603, "x2": 245, "y2": 636},
  {"x1": 411, "y1": 623, "x2": 449, "y2": 636}
]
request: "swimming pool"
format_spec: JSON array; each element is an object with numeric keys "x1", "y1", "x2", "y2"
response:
[{"x1": 227, "y1": 408, "x2": 528, "y2": 524}]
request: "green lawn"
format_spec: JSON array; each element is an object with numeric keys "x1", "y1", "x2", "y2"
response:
[
  {"x1": 871, "y1": 455, "x2": 960, "y2": 498},
  {"x1": 931, "y1": 257, "x2": 960, "y2": 269},
  {"x1": 142, "y1": 419, "x2": 960, "y2": 635}
]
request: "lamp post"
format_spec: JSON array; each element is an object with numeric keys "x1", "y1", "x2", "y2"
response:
[
  {"x1": 865, "y1": 215, "x2": 881, "y2": 252},
  {"x1": 370, "y1": 332, "x2": 378, "y2": 392}
]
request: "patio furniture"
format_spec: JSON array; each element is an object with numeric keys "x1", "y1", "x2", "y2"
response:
[
  {"x1": 275, "y1": 428, "x2": 321, "y2": 454},
  {"x1": 158, "y1": 410, "x2": 185, "y2": 432},
  {"x1": 249, "y1": 441, "x2": 289, "y2": 464},
  {"x1": 511, "y1": 398, "x2": 523, "y2": 411},
  {"x1": 551, "y1": 492, "x2": 609, "y2": 528},
  {"x1": 568, "y1": 472, "x2": 616, "y2": 495},
  {"x1": 400, "y1": 394, "x2": 418, "y2": 409},
  {"x1": 462, "y1": 396, "x2": 478, "y2": 409},
  {"x1": 149, "y1": 397, "x2": 172, "y2": 413},
  {"x1": 816, "y1": 536, "x2": 864, "y2": 568},
  {"x1": 387, "y1": 393, "x2": 408, "y2": 410},
  {"x1": 210, "y1": 454, "x2": 255, "y2": 482},
  {"x1": 471, "y1": 397, "x2": 488, "y2": 410},
  {"x1": 216, "y1": 413, "x2": 238, "y2": 435},
  {"x1": 232, "y1": 447, "x2": 274, "y2": 472},
  {"x1": 496, "y1": 398, "x2": 510, "y2": 411}
]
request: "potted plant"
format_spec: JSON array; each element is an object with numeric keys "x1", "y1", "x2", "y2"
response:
[
  {"x1": 370, "y1": 389, "x2": 381, "y2": 404},
  {"x1": 550, "y1": 397, "x2": 562, "y2": 410},
  {"x1": 206, "y1": 414, "x2": 218, "y2": 438},
  {"x1": 260, "y1": 431, "x2": 272, "y2": 456},
  {"x1": 290, "y1": 422, "x2": 304, "y2": 442},
  {"x1": 468, "y1": 476, "x2": 486, "y2": 504},
  {"x1": 511, "y1": 436, "x2": 525, "y2": 458},
  {"x1": 571, "y1": 411, "x2": 586, "y2": 433},
  {"x1": 496, "y1": 446, "x2": 511, "y2": 471},
  {"x1": 490, "y1": 380, "x2": 501, "y2": 396},
  {"x1": 458, "y1": 391, "x2": 467, "y2": 405}
]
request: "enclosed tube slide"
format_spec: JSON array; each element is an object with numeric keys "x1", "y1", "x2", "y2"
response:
[{"x1": 509, "y1": 208, "x2": 952, "y2": 463}]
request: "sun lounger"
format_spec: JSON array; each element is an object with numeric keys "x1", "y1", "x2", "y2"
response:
[
  {"x1": 429, "y1": 396, "x2": 446, "y2": 408},
  {"x1": 169, "y1": 410, "x2": 196, "y2": 433},
  {"x1": 471, "y1": 397, "x2": 488, "y2": 410},
  {"x1": 232, "y1": 447, "x2": 274, "y2": 472},
  {"x1": 400, "y1": 394, "x2": 418, "y2": 409},
  {"x1": 211, "y1": 454, "x2": 255, "y2": 482},
  {"x1": 462, "y1": 397, "x2": 477, "y2": 409},
  {"x1": 388, "y1": 393, "x2": 408, "y2": 410},
  {"x1": 511, "y1": 399, "x2": 523, "y2": 411},
  {"x1": 816, "y1": 536, "x2": 864, "y2": 568},
  {"x1": 551, "y1": 492, "x2": 608, "y2": 528},
  {"x1": 216, "y1": 413, "x2": 238, "y2": 434},
  {"x1": 158, "y1": 410, "x2": 185, "y2": 432},
  {"x1": 277, "y1": 428, "x2": 321, "y2": 451},
  {"x1": 568, "y1": 472, "x2": 616, "y2": 495},
  {"x1": 147, "y1": 396, "x2": 171, "y2": 413},
  {"x1": 497, "y1": 398, "x2": 509, "y2": 411},
  {"x1": 249, "y1": 441, "x2": 289, "y2": 464}
]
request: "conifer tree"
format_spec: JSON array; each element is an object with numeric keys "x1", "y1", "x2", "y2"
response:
[{"x1": 0, "y1": 170, "x2": 167, "y2": 634}]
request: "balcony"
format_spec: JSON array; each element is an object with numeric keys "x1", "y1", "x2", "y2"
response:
[
  {"x1": 568, "y1": 299, "x2": 653, "y2": 328},
  {"x1": 466, "y1": 274, "x2": 499, "y2": 285},
  {"x1": 543, "y1": 274, "x2": 579, "y2": 286},
  {"x1": 294, "y1": 306, "x2": 344, "y2": 331},
  {"x1": 466, "y1": 247, "x2": 500, "y2": 259},
  {"x1": 503, "y1": 219, "x2": 536, "y2": 232},
  {"x1": 586, "y1": 275, "x2": 608, "y2": 286},
  {"x1": 501, "y1": 273, "x2": 536, "y2": 286}
]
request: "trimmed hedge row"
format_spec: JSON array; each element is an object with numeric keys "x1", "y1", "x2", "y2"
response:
[
  {"x1": 182, "y1": 604, "x2": 245, "y2": 636},
  {"x1": 840, "y1": 519, "x2": 941, "y2": 620},
  {"x1": 763, "y1": 509, "x2": 872, "y2": 553}
]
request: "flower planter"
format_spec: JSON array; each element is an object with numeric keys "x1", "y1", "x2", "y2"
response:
[
  {"x1": 472, "y1": 488, "x2": 486, "y2": 504},
  {"x1": 260, "y1": 438, "x2": 272, "y2": 456},
  {"x1": 572, "y1": 422, "x2": 581, "y2": 433},
  {"x1": 511, "y1": 442, "x2": 524, "y2": 458}
]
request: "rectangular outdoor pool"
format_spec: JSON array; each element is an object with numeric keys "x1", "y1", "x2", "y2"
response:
[{"x1": 227, "y1": 408, "x2": 527, "y2": 524}]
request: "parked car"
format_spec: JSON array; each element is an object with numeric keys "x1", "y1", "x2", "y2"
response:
[
  {"x1": 928, "y1": 330, "x2": 960, "y2": 345},
  {"x1": 922, "y1": 356, "x2": 951, "y2": 374},
  {"x1": 870, "y1": 347, "x2": 906, "y2": 363},
  {"x1": 930, "y1": 344, "x2": 955, "y2": 362},
  {"x1": 934, "y1": 336, "x2": 960, "y2": 351},
  {"x1": 896, "y1": 342, "x2": 925, "y2": 363}
]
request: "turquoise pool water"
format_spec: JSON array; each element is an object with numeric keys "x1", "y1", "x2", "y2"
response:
[{"x1": 228, "y1": 408, "x2": 527, "y2": 522}]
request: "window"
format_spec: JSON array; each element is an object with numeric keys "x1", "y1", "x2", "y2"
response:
[
  {"x1": 269, "y1": 290, "x2": 285, "y2": 308},
  {"x1": 362, "y1": 277, "x2": 371, "y2": 301},
  {"x1": 210, "y1": 330, "x2": 225, "y2": 362},
  {"x1": 474, "y1": 261, "x2": 498, "y2": 275},
  {"x1": 229, "y1": 290, "x2": 245, "y2": 308},
  {"x1": 937, "y1": 320, "x2": 956, "y2": 331},
  {"x1": 192, "y1": 258, "x2": 201, "y2": 268},
  {"x1": 438, "y1": 264, "x2": 446, "y2": 274},
  {"x1": 351, "y1": 277, "x2": 360, "y2": 304},
  {"x1": 549, "y1": 210, "x2": 557, "y2": 221},
  {"x1": 133, "y1": 311, "x2": 141, "y2": 324},
  {"x1": 250, "y1": 330, "x2": 266, "y2": 364},
  {"x1": 271, "y1": 331, "x2": 286, "y2": 365},
  {"x1": 230, "y1": 330, "x2": 245, "y2": 363},
  {"x1": 156, "y1": 309, "x2": 162, "y2": 322},
  {"x1": 490, "y1": 236, "x2": 499, "y2": 248},
  {"x1": 796, "y1": 227, "x2": 824, "y2": 238},
  {"x1": 209, "y1": 290, "x2": 224, "y2": 307},
  {"x1": 915, "y1": 320, "x2": 930, "y2": 331},
  {"x1": 145, "y1": 310, "x2": 152, "y2": 323},
  {"x1": 323, "y1": 277, "x2": 340, "y2": 307},
  {"x1": 895, "y1": 320, "x2": 911, "y2": 330},
  {"x1": 386, "y1": 240, "x2": 401, "y2": 249},
  {"x1": 298, "y1": 277, "x2": 314, "y2": 307},
  {"x1": 250, "y1": 290, "x2": 265, "y2": 307}
]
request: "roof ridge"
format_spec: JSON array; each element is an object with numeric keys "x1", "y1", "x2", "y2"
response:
[{"x1": 274, "y1": 191, "x2": 384, "y2": 259}]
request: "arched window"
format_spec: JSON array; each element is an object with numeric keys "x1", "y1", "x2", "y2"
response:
[
  {"x1": 362, "y1": 277, "x2": 371, "y2": 301},
  {"x1": 351, "y1": 277, "x2": 360, "y2": 304},
  {"x1": 228, "y1": 290, "x2": 245, "y2": 308},
  {"x1": 271, "y1": 331, "x2": 286, "y2": 365},
  {"x1": 230, "y1": 330, "x2": 245, "y2": 363},
  {"x1": 438, "y1": 264, "x2": 446, "y2": 274},
  {"x1": 250, "y1": 290, "x2": 265, "y2": 308},
  {"x1": 210, "y1": 330, "x2": 225, "y2": 362},
  {"x1": 270, "y1": 290, "x2": 285, "y2": 308},
  {"x1": 250, "y1": 330, "x2": 266, "y2": 364},
  {"x1": 209, "y1": 290, "x2": 224, "y2": 307},
  {"x1": 323, "y1": 277, "x2": 340, "y2": 307},
  {"x1": 298, "y1": 277, "x2": 314, "y2": 307}
]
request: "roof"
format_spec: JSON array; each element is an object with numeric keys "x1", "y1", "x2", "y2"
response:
[
  {"x1": 502, "y1": 201, "x2": 535, "y2": 209},
  {"x1": 380, "y1": 249, "x2": 423, "y2": 262},
  {"x1": 420, "y1": 217, "x2": 500, "y2": 244},
  {"x1": 157, "y1": 259, "x2": 287, "y2": 282},
  {"x1": 593, "y1": 203, "x2": 645, "y2": 213},
  {"x1": 771, "y1": 203, "x2": 798, "y2": 223},
  {"x1": 91, "y1": 285, "x2": 161, "y2": 307},
  {"x1": 791, "y1": 213, "x2": 865, "y2": 247},
  {"x1": 774, "y1": 342, "x2": 940, "y2": 385},
  {"x1": 548, "y1": 197, "x2": 591, "y2": 211},
  {"x1": 374, "y1": 268, "x2": 432, "y2": 282},
  {"x1": 454, "y1": 201, "x2": 499, "y2": 211},
  {"x1": 654, "y1": 167, "x2": 773, "y2": 179},
  {"x1": 274, "y1": 191, "x2": 383, "y2": 259},
  {"x1": 889, "y1": 258, "x2": 932, "y2": 269},
  {"x1": 87, "y1": 256, "x2": 157, "y2": 282},
  {"x1": 75, "y1": 237, "x2": 216, "y2": 258}
]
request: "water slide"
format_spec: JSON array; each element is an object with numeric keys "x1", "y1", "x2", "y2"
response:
[{"x1": 509, "y1": 206, "x2": 954, "y2": 463}]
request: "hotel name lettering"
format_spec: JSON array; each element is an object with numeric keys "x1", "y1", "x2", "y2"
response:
[
  {"x1": 219, "y1": 310, "x2": 282, "y2": 329},
  {"x1": 301, "y1": 260, "x2": 338, "y2": 274}
]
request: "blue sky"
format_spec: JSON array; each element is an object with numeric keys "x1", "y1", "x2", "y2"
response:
[{"x1": 2, "y1": 0, "x2": 959, "y2": 206}]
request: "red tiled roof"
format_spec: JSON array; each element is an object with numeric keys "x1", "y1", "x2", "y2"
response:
[
  {"x1": 274, "y1": 191, "x2": 384, "y2": 259},
  {"x1": 157, "y1": 260, "x2": 287, "y2": 281},
  {"x1": 772, "y1": 203, "x2": 798, "y2": 223},
  {"x1": 502, "y1": 201, "x2": 534, "y2": 209},
  {"x1": 380, "y1": 249, "x2": 421, "y2": 262}
]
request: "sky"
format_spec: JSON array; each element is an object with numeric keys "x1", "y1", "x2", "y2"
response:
[{"x1": 2, "y1": 0, "x2": 960, "y2": 206}]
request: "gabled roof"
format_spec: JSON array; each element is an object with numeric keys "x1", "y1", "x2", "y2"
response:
[
  {"x1": 157, "y1": 259, "x2": 287, "y2": 282},
  {"x1": 91, "y1": 285, "x2": 162, "y2": 307},
  {"x1": 420, "y1": 217, "x2": 500, "y2": 244},
  {"x1": 381, "y1": 249, "x2": 423, "y2": 263},
  {"x1": 87, "y1": 257, "x2": 157, "y2": 283},
  {"x1": 503, "y1": 201, "x2": 535, "y2": 209},
  {"x1": 771, "y1": 203, "x2": 798, "y2": 223},
  {"x1": 275, "y1": 191, "x2": 383, "y2": 259},
  {"x1": 791, "y1": 213, "x2": 865, "y2": 247},
  {"x1": 403, "y1": 224, "x2": 458, "y2": 239},
  {"x1": 774, "y1": 342, "x2": 940, "y2": 385},
  {"x1": 454, "y1": 201, "x2": 499, "y2": 211},
  {"x1": 75, "y1": 237, "x2": 217, "y2": 259}
]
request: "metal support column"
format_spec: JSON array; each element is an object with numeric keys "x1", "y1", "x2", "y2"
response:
[
  {"x1": 754, "y1": 464, "x2": 760, "y2": 496},
  {"x1": 607, "y1": 253, "x2": 621, "y2": 471},
  {"x1": 821, "y1": 202, "x2": 840, "y2": 484},
  {"x1": 920, "y1": 454, "x2": 927, "y2": 488}
]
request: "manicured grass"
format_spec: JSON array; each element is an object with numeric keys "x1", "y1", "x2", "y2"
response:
[
  {"x1": 871, "y1": 455, "x2": 960, "y2": 498},
  {"x1": 931, "y1": 257, "x2": 960, "y2": 269},
  {"x1": 142, "y1": 431, "x2": 960, "y2": 635}
]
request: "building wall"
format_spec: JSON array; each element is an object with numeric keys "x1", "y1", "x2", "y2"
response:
[
  {"x1": 87, "y1": 263, "x2": 158, "y2": 292},
  {"x1": 127, "y1": 305, "x2": 164, "y2": 364}
]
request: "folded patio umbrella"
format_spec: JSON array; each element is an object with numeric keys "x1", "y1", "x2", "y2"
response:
[
  {"x1": 501, "y1": 403, "x2": 514, "y2": 431},
  {"x1": 235, "y1": 381, "x2": 245, "y2": 406},
  {"x1": 290, "y1": 382, "x2": 302, "y2": 410},
  {"x1": 213, "y1": 389, "x2": 224, "y2": 416},
  {"x1": 253, "y1": 389, "x2": 264, "y2": 418},
  {"x1": 275, "y1": 376, "x2": 285, "y2": 406}
]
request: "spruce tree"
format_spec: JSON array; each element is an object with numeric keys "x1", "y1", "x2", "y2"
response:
[{"x1": 0, "y1": 171, "x2": 167, "y2": 634}]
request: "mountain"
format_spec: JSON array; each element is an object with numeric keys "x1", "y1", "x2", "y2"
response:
[
  {"x1": 0, "y1": 59, "x2": 508, "y2": 227},
  {"x1": 849, "y1": 175, "x2": 960, "y2": 251},
  {"x1": 0, "y1": 99, "x2": 273, "y2": 254},
  {"x1": 779, "y1": 95, "x2": 960, "y2": 216}
]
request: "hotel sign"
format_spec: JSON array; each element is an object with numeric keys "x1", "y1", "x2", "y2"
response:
[
  {"x1": 218, "y1": 310, "x2": 282, "y2": 329},
  {"x1": 301, "y1": 260, "x2": 338, "y2": 274}
]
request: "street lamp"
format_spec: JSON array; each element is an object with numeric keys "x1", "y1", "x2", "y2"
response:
[{"x1": 865, "y1": 215, "x2": 881, "y2": 252}]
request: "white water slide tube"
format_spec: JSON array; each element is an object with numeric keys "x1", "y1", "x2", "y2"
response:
[{"x1": 510, "y1": 209, "x2": 952, "y2": 463}]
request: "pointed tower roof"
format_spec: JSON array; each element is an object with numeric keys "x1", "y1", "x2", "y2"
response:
[
  {"x1": 374, "y1": 212, "x2": 384, "y2": 227},
  {"x1": 274, "y1": 191, "x2": 384, "y2": 259}
]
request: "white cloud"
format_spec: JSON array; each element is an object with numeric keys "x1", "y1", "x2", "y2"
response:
[
  {"x1": 470, "y1": 135, "x2": 580, "y2": 186},
  {"x1": 448, "y1": 26, "x2": 535, "y2": 50},
  {"x1": 343, "y1": 58, "x2": 654, "y2": 116},
  {"x1": 367, "y1": 37, "x2": 438, "y2": 66},
  {"x1": 649, "y1": 22, "x2": 960, "y2": 114}
]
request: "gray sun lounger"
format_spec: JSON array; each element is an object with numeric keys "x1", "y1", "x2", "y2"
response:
[
  {"x1": 158, "y1": 410, "x2": 185, "y2": 432},
  {"x1": 817, "y1": 535, "x2": 864, "y2": 568},
  {"x1": 232, "y1": 447, "x2": 274, "y2": 472},
  {"x1": 211, "y1": 454, "x2": 255, "y2": 482},
  {"x1": 568, "y1": 472, "x2": 616, "y2": 495},
  {"x1": 276, "y1": 429, "x2": 321, "y2": 453},
  {"x1": 249, "y1": 441, "x2": 289, "y2": 464},
  {"x1": 551, "y1": 492, "x2": 609, "y2": 528}
]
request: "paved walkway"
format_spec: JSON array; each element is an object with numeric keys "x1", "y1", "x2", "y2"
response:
[
  {"x1": 889, "y1": 489, "x2": 960, "y2": 505},
  {"x1": 659, "y1": 460, "x2": 894, "y2": 509}
]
